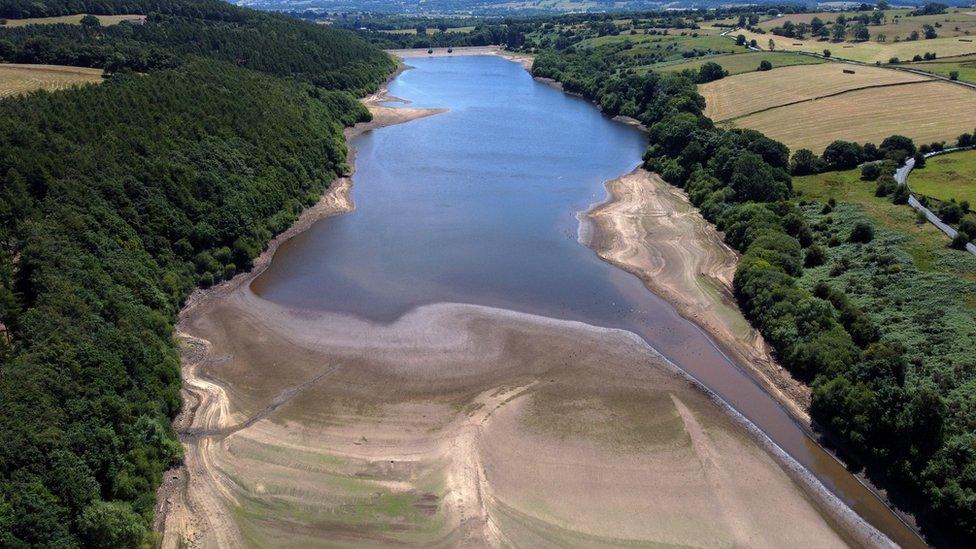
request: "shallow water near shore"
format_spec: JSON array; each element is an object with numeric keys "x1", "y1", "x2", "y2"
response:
[{"x1": 252, "y1": 55, "x2": 921, "y2": 546}]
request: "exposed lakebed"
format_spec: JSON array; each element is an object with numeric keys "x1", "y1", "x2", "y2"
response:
[{"x1": 220, "y1": 55, "x2": 919, "y2": 546}]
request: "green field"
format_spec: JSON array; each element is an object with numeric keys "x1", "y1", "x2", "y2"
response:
[
  {"x1": 736, "y1": 28, "x2": 976, "y2": 63},
  {"x1": 659, "y1": 51, "x2": 825, "y2": 75},
  {"x1": 793, "y1": 168, "x2": 961, "y2": 264},
  {"x1": 759, "y1": 8, "x2": 976, "y2": 41},
  {"x1": 905, "y1": 55, "x2": 976, "y2": 83},
  {"x1": 909, "y1": 149, "x2": 976, "y2": 205}
]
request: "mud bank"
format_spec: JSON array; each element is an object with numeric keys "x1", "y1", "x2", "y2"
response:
[{"x1": 581, "y1": 167, "x2": 813, "y2": 424}]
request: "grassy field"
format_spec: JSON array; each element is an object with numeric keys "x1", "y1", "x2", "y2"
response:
[
  {"x1": 728, "y1": 80, "x2": 976, "y2": 153},
  {"x1": 659, "y1": 51, "x2": 825, "y2": 75},
  {"x1": 736, "y1": 29, "x2": 976, "y2": 63},
  {"x1": 700, "y1": 63, "x2": 930, "y2": 121},
  {"x1": 793, "y1": 167, "x2": 970, "y2": 268},
  {"x1": 759, "y1": 9, "x2": 976, "y2": 41},
  {"x1": 908, "y1": 149, "x2": 976, "y2": 205},
  {"x1": 0, "y1": 64, "x2": 103, "y2": 98},
  {"x1": 904, "y1": 55, "x2": 976, "y2": 83},
  {"x1": 0, "y1": 14, "x2": 145, "y2": 27}
]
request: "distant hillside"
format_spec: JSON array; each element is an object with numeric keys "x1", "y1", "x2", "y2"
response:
[
  {"x1": 235, "y1": 0, "x2": 976, "y2": 16},
  {"x1": 235, "y1": 0, "x2": 812, "y2": 16}
]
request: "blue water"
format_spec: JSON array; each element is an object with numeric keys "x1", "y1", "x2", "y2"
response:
[
  {"x1": 251, "y1": 55, "x2": 921, "y2": 547},
  {"x1": 254, "y1": 55, "x2": 647, "y2": 322}
]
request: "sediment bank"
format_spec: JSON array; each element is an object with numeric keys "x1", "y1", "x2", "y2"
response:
[{"x1": 582, "y1": 168, "x2": 813, "y2": 425}]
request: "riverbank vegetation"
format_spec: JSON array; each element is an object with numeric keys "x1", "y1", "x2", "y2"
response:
[
  {"x1": 531, "y1": 28, "x2": 975, "y2": 542},
  {"x1": 0, "y1": 1, "x2": 393, "y2": 546}
]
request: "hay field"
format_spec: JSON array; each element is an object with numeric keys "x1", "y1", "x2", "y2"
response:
[
  {"x1": 728, "y1": 80, "x2": 976, "y2": 152},
  {"x1": 737, "y1": 29, "x2": 976, "y2": 63},
  {"x1": 1, "y1": 13, "x2": 145, "y2": 27},
  {"x1": 701, "y1": 63, "x2": 931, "y2": 121},
  {"x1": 661, "y1": 51, "x2": 825, "y2": 75},
  {"x1": 909, "y1": 149, "x2": 976, "y2": 204},
  {"x1": 0, "y1": 64, "x2": 103, "y2": 98}
]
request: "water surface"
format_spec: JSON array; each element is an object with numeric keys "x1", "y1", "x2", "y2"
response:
[{"x1": 253, "y1": 55, "x2": 922, "y2": 547}]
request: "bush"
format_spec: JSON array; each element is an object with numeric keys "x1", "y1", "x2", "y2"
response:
[
  {"x1": 940, "y1": 201, "x2": 963, "y2": 224},
  {"x1": 950, "y1": 232, "x2": 970, "y2": 249},
  {"x1": 823, "y1": 140, "x2": 864, "y2": 170},
  {"x1": 758, "y1": 60, "x2": 773, "y2": 71},
  {"x1": 805, "y1": 244, "x2": 827, "y2": 267},
  {"x1": 950, "y1": 70, "x2": 959, "y2": 81},
  {"x1": 861, "y1": 162, "x2": 882, "y2": 181},
  {"x1": 849, "y1": 222, "x2": 875, "y2": 243},
  {"x1": 875, "y1": 175, "x2": 897, "y2": 197},
  {"x1": 823, "y1": 49, "x2": 831, "y2": 57},
  {"x1": 791, "y1": 148, "x2": 825, "y2": 175},
  {"x1": 914, "y1": 151, "x2": 926, "y2": 169},
  {"x1": 892, "y1": 183, "x2": 910, "y2": 204}
]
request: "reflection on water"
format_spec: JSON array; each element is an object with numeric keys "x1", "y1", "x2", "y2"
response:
[{"x1": 252, "y1": 55, "x2": 922, "y2": 547}]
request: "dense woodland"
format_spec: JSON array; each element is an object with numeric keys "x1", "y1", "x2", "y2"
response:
[
  {"x1": 0, "y1": 1, "x2": 393, "y2": 546},
  {"x1": 532, "y1": 37, "x2": 975, "y2": 542}
]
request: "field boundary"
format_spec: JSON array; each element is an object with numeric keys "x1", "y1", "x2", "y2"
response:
[
  {"x1": 718, "y1": 78, "x2": 935, "y2": 123},
  {"x1": 897, "y1": 148, "x2": 976, "y2": 256}
]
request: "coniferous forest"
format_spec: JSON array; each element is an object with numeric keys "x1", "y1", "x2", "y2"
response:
[{"x1": 0, "y1": 1, "x2": 393, "y2": 546}]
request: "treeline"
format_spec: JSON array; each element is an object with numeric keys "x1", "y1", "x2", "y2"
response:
[
  {"x1": 534, "y1": 43, "x2": 974, "y2": 542},
  {"x1": 0, "y1": 0, "x2": 394, "y2": 93},
  {"x1": 0, "y1": 1, "x2": 392, "y2": 546}
]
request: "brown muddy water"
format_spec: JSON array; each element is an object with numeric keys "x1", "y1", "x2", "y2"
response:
[{"x1": 251, "y1": 55, "x2": 923, "y2": 547}]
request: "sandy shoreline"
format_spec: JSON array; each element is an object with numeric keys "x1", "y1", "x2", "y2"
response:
[
  {"x1": 581, "y1": 168, "x2": 813, "y2": 425},
  {"x1": 156, "y1": 55, "x2": 886, "y2": 548}
]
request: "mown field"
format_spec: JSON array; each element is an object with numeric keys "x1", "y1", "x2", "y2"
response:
[
  {"x1": 659, "y1": 50, "x2": 825, "y2": 75},
  {"x1": 700, "y1": 62, "x2": 931, "y2": 121},
  {"x1": 0, "y1": 63, "x2": 103, "y2": 97},
  {"x1": 736, "y1": 29, "x2": 976, "y2": 63},
  {"x1": 727, "y1": 80, "x2": 976, "y2": 152},
  {"x1": 0, "y1": 13, "x2": 145, "y2": 26},
  {"x1": 909, "y1": 149, "x2": 976, "y2": 205}
]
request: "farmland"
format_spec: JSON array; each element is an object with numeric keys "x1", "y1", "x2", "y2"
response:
[
  {"x1": 736, "y1": 29, "x2": 976, "y2": 63},
  {"x1": 0, "y1": 13, "x2": 145, "y2": 27},
  {"x1": 759, "y1": 8, "x2": 976, "y2": 42},
  {"x1": 380, "y1": 26, "x2": 476, "y2": 35},
  {"x1": 908, "y1": 149, "x2": 976, "y2": 205},
  {"x1": 905, "y1": 55, "x2": 976, "y2": 84},
  {"x1": 660, "y1": 50, "x2": 825, "y2": 75},
  {"x1": 700, "y1": 63, "x2": 931, "y2": 122},
  {"x1": 0, "y1": 63, "x2": 103, "y2": 98},
  {"x1": 726, "y1": 80, "x2": 976, "y2": 153}
]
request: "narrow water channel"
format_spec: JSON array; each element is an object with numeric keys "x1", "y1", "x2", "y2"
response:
[{"x1": 251, "y1": 55, "x2": 923, "y2": 547}]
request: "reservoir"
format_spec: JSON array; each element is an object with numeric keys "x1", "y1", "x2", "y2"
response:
[{"x1": 252, "y1": 55, "x2": 922, "y2": 547}]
